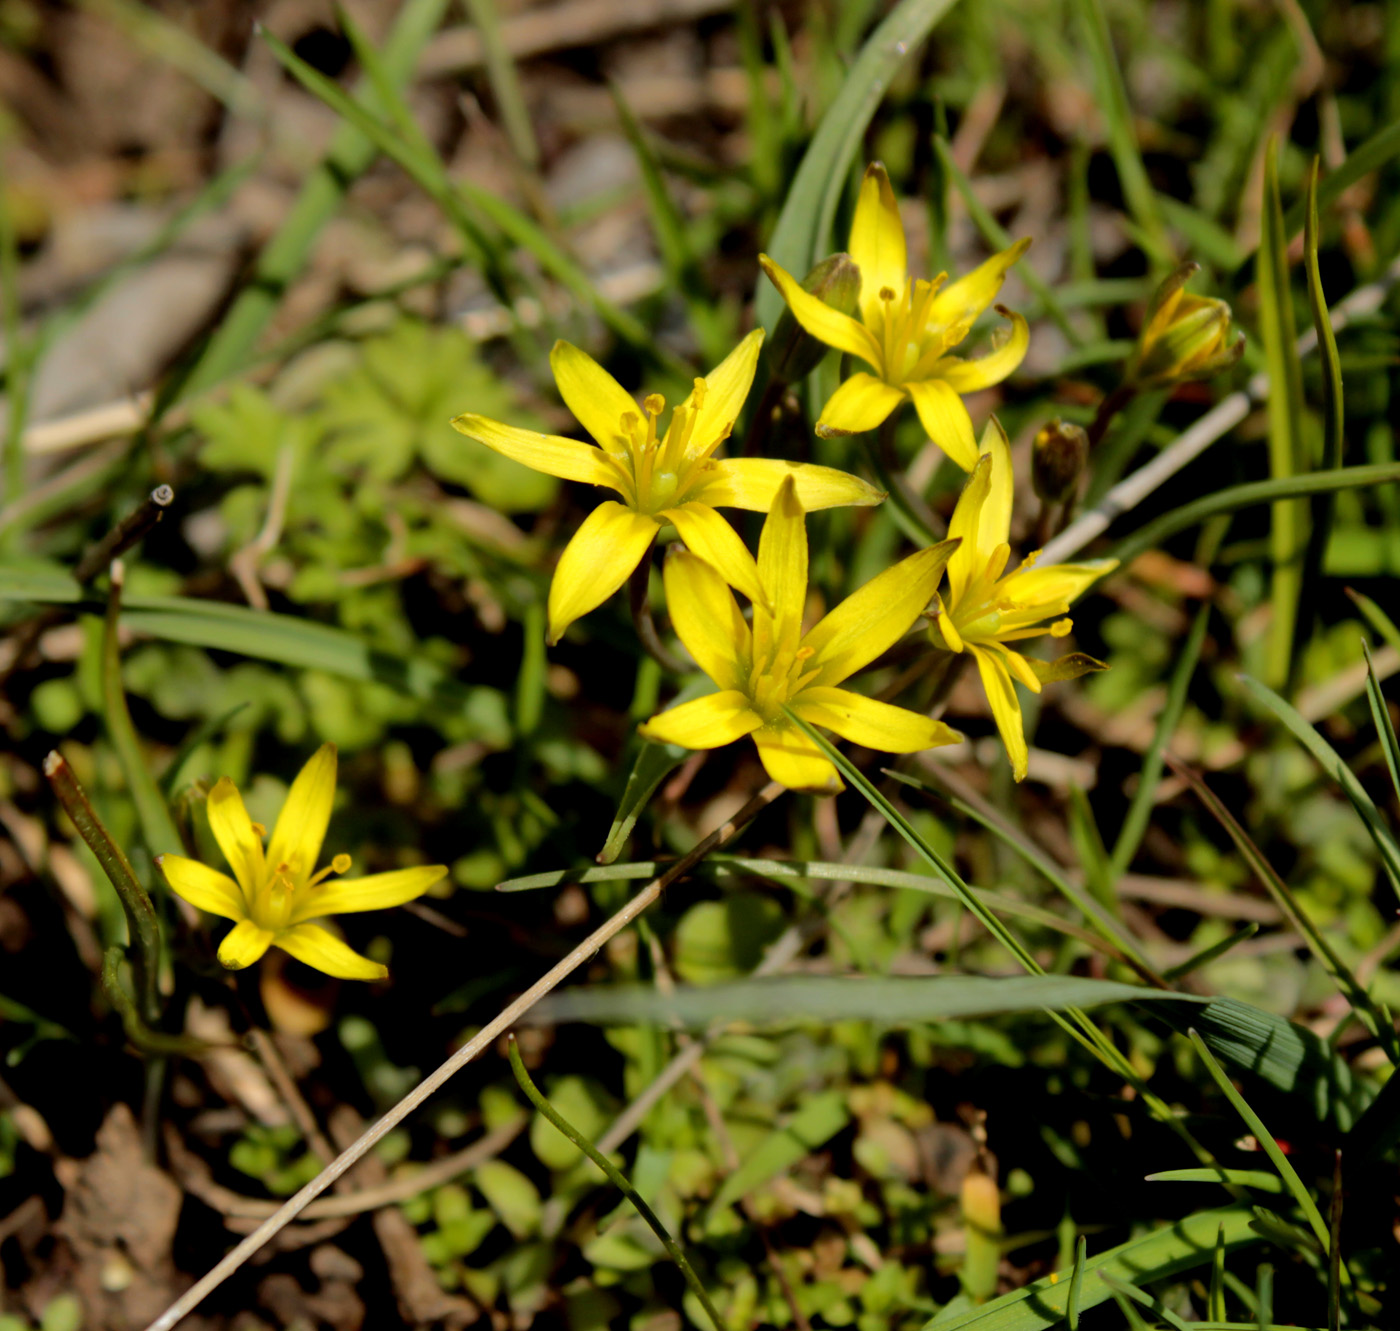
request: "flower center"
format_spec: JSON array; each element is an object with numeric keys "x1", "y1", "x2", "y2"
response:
[
  {"x1": 252, "y1": 852, "x2": 351, "y2": 932},
  {"x1": 619, "y1": 380, "x2": 727, "y2": 515}
]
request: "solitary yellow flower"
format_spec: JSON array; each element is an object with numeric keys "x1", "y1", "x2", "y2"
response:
[
  {"x1": 760, "y1": 163, "x2": 1029, "y2": 470},
  {"x1": 158, "y1": 745, "x2": 447, "y2": 980},
  {"x1": 451, "y1": 331, "x2": 882, "y2": 644},
  {"x1": 928, "y1": 421, "x2": 1115, "y2": 782},
  {"x1": 640, "y1": 476, "x2": 962, "y2": 793}
]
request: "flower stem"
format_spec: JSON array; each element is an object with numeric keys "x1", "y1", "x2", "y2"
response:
[
  {"x1": 869, "y1": 415, "x2": 941, "y2": 546},
  {"x1": 1085, "y1": 384, "x2": 1135, "y2": 448},
  {"x1": 739, "y1": 371, "x2": 788, "y2": 457},
  {"x1": 630, "y1": 553, "x2": 687, "y2": 673}
]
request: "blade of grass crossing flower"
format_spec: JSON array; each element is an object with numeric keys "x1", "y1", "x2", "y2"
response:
[
  {"x1": 1186, "y1": 1030, "x2": 1341, "y2": 1283},
  {"x1": 756, "y1": 0, "x2": 959, "y2": 332},
  {"x1": 1065, "y1": 1234, "x2": 1086, "y2": 1329},
  {"x1": 1362, "y1": 641, "x2": 1400, "y2": 803},
  {"x1": 1258, "y1": 139, "x2": 1309, "y2": 691},
  {"x1": 507, "y1": 1038, "x2": 726, "y2": 1331},
  {"x1": 1101, "y1": 464, "x2": 1400, "y2": 567},
  {"x1": 1236, "y1": 672, "x2": 1400, "y2": 903},
  {"x1": 180, "y1": 0, "x2": 446, "y2": 399},
  {"x1": 1293, "y1": 159, "x2": 1345, "y2": 682},
  {"x1": 932, "y1": 136, "x2": 1080, "y2": 345},
  {"x1": 1109, "y1": 602, "x2": 1210, "y2": 880},
  {"x1": 1069, "y1": 0, "x2": 1170, "y2": 263},
  {"x1": 461, "y1": 0, "x2": 539, "y2": 168}
]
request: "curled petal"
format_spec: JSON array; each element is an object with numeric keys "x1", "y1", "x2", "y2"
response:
[
  {"x1": 206, "y1": 777, "x2": 266, "y2": 896},
  {"x1": 662, "y1": 503, "x2": 767, "y2": 611},
  {"x1": 549, "y1": 341, "x2": 639, "y2": 454},
  {"x1": 450, "y1": 414, "x2": 625, "y2": 490},
  {"x1": 849, "y1": 163, "x2": 908, "y2": 327},
  {"x1": 935, "y1": 307, "x2": 1030, "y2": 393},
  {"x1": 294, "y1": 865, "x2": 448, "y2": 924},
  {"x1": 794, "y1": 686, "x2": 962, "y2": 754},
  {"x1": 158, "y1": 854, "x2": 245, "y2": 922},
  {"x1": 751, "y1": 723, "x2": 843, "y2": 794},
  {"x1": 267, "y1": 744, "x2": 337, "y2": 886},
  {"x1": 684, "y1": 330, "x2": 764, "y2": 455},
  {"x1": 639, "y1": 691, "x2": 763, "y2": 750},
  {"x1": 278, "y1": 922, "x2": 387, "y2": 981},
  {"x1": 759, "y1": 255, "x2": 883, "y2": 368},
  {"x1": 968, "y1": 643, "x2": 1029, "y2": 783},
  {"x1": 547, "y1": 501, "x2": 659, "y2": 644},
  {"x1": 701, "y1": 458, "x2": 883, "y2": 512},
  {"x1": 925, "y1": 238, "x2": 1030, "y2": 330},
  {"x1": 906, "y1": 379, "x2": 978, "y2": 472},
  {"x1": 803, "y1": 540, "x2": 959, "y2": 688},
  {"x1": 661, "y1": 549, "x2": 749, "y2": 692},
  {"x1": 815, "y1": 373, "x2": 907, "y2": 438},
  {"x1": 1024, "y1": 652, "x2": 1109, "y2": 685},
  {"x1": 218, "y1": 918, "x2": 276, "y2": 970}
]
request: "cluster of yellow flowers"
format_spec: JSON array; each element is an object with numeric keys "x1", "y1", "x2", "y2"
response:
[{"x1": 456, "y1": 162, "x2": 1115, "y2": 793}]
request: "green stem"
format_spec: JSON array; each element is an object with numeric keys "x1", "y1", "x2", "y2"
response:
[
  {"x1": 630, "y1": 554, "x2": 687, "y2": 674},
  {"x1": 869, "y1": 416, "x2": 940, "y2": 546},
  {"x1": 1086, "y1": 384, "x2": 1135, "y2": 449},
  {"x1": 509, "y1": 1037, "x2": 728, "y2": 1331}
]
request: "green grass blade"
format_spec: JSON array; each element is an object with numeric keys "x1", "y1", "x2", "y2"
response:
[
  {"x1": 1257, "y1": 139, "x2": 1308, "y2": 691},
  {"x1": 1162, "y1": 923, "x2": 1259, "y2": 982},
  {"x1": 1101, "y1": 463, "x2": 1400, "y2": 567},
  {"x1": 1210, "y1": 1222, "x2": 1228, "y2": 1321},
  {"x1": 1110, "y1": 602, "x2": 1211, "y2": 879},
  {"x1": 1066, "y1": 1234, "x2": 1086, "y2": 1329},
  {"x1": 1147, "y1": 1168, "x2": 1285, "y2": 1195},
  {"x1": 1066, "y1": 786, "x2": 1116, "y2": 915},
  {"x1": 1347, "y1": 587, "x2": 1400, "y2": 653},
  {"x1": 755, "y1": 0, "x2": 960, "y2": 331},
  {"x1": 596, "y1": 742, "x2": 686, "y2": 867},
  {"x1": 1282, "y1": 115, "x2": 1400, "y2": 240},
  {"x1": 461, "y1": 0, "x2": 540, "y2": 168},
  {"x1": 1099, "y1": 1273, "x2": 1191, "y2": 1331},
  {"x1": 1361, "y1": 641, "x2": 1400, "y2": 804}
]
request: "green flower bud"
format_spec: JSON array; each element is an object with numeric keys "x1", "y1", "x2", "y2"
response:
[
  {"x1": 767, "y1": 252, "x2": 861, "y2": 385},
  {"x1": 1124, "y1": 261, "x2": 1245, "y2": 389},
  {"x1": 1031, "y1": 418, "x2": 1088, "y2": 506}
]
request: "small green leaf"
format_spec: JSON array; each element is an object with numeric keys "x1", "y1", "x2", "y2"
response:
[{"x1": 708, "y1": 1089, "x2": 850, "y2": 1214}]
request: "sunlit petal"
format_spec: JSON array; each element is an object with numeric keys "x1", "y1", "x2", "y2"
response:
[
  {"x1": 661, "y1": 549, "x2": 749, "y2": 692},
  {"x1": 218, "y1": 918, "x2": 276, "y2": 970},
  {"x1": 206, "y1": 776, "x2": 266, "y2": 895},
  {"x1": 945, "y1": 453, "x2": 992, "y2": 604},
  {"x1": 757, "y1": 476, "x2": 807, "y2": 641},
  {"x1": 701, "y1": 458, "x2": 884, "y2": 512},
  {"x1": 639, "y1": 691, "x2": 763, "y2": 749},
  {"x1": 803, "y1": 540, "x2": 958, "y2": 688},
  {"x1": 925, "y1": 238, "x2": 1030, "y2": 330},
  {"x1": 815, "y1": 373, "x2": 907, "y2": 438},
  {"x1": 684, "y1": 329, "x2": 764, "y2": 453},
  {"x1": 158, "y1": 854, "x2": 245, "y2": 922},
  {"x1": 266, "y1": 744, "x2": 337, "y2": 886},
  {"x1": 968, "y1": 643, "x2": 1029, "y2": 782},
  {"x1": 759, "y1": 255, "x2": 883, "y2": 367},
  {"x1": 794, "y1": 686, "x2": 962, "y2": 753},
  {"x1": 906, "y1": 379, "x2": 978, "y2": 471},
  {"x1": 278, "y1": 922, "x2": 388, "y2": 981},
  {"x1": 662, "y1": 503, "x2": 767, "y2": 611},
  {"x1": 293, "y1": 865, "x2": 447, "y2": 924},
  {"x1": 751, "y1": 722, "x2": 843, "y2": 794},
  {"x1": 848, "y1": 163, "x2": 907, "y2": 327},
  {"x1": 450, "y1": 414, "x2": 625, "y2": 489},
  {"x1": 935, "y1": 307, "x2": 1030, "y2": 393},
  {"x1": 549, "y1": 340, "x2": 639, "y2": 454},
  {"x1": 1002, "y1": 559, "x2": 1116, "y2": 608},
  {"x1": 976, "y1": 417, "x2": 1014, "y2": 563},
  {"x1": 547, "y1": 501, "x2": 660, "y2": 644}
]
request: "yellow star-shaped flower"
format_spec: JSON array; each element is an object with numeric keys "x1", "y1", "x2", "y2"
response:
[
  {"x1": 158, "y1": 744, "x2": 447, "y2": 980},
  {"x1": 760, "y1": 163, "x2": 1030, "y2": 470},
  {"x1": 451, "y1": 330, "x2": 882, "y2": 643},
  {"x1": 929, "y1": 421, "x2": 1116, "y2": 782},
  {"x1": 640, "y1": 476, "x2": 962, "y2": 793}
]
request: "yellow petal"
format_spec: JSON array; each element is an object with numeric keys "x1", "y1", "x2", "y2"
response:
[
  {"x1": 803, "y1": 539, "x2": 959, "y2": 688},
  {"x1": 751, "y1": 722, "x2": 843, "y2": 794},
  {"x1": 815, "y1": 372, "x2": 907, "y2": 438},
  {"x1": 157, "y1": 854, "x2": 245, "y2": 922},
  {"x1": 759, "y1": 255, "x2": 883, "y2": 368},
  {"x1": 683, "y1": 329, "x2": 764, "y2": 455},
  {"x1": 450, "y1": 414, "x2": 625, "y2": 490},
  {"x1": 935, "y1": 307, "x2": 1030, "y2": 393},
  {"x1": 905, "y1": 379, "x2": 978, "y2": 471},
  {"x1": 547, "y1": 501, "x2": 660, "y2": 644},
  {"x1": 1002, "y1": 558, "x2": 1116, "y2": 609},
  {"x1": 968, "y1": 643, "x2": 1029, "y2": 782},
  {"x1": 756, "y1": 476, "x2": 807, "y2": 643},
  {"x1": 662, "y1": 503, "x2": 767, "y2": 611},
  {"x1": 278, "y1": 922, "x2": 387, "y2": 981},
  {"x1": 945, "y1": 453, "x2": 993, "y2": 605},
  {"x1": 218, "y1": 918, "x2": 276, "y2": 970},
  {"x1": 975, "y1": 417, "x2": 1014, "y2": 566},
  {"x1": 701, "y1": 458, "x2": 884, "y2": 512},
  {"x1": 794, "y1": 686, "x2": 962, "y2": 753},
  {"x1": 661, "y1": 548, "x2": 749, "y2": 692},
  {"x1": 266, "y1": 743, "x2": 337, "y2": 885},
  {"x1": 926, "y1": 238, "x2": 1031, "y2": 330},
  {"x1": 549, "y1": 340, "x2": 638, "y2": 454},
  {"x1": 638, "y1": 691, "x2": 763, "y2": 749},
  {"x1": 206, "y1": 776, "x2": 266, "y2": 895},
  {"x1": 849, "y1": 163, "x2": 907, "y2": 327},
  {"x1": 293, "y1": 865, "x2": 448, "y2": 924}
]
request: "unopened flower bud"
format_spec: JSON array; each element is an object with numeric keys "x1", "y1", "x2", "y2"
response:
[
  {"x1": 1124, "y1": 261, "x2": 1245, "y2": 389},
  {"x1": 767, "y1": 252, "x2": 861, "y2": 385},
  {"x1": 1031, "y1": 418, "x2": 1088, "y2": 506},
  {"x1": 960, "y1": 1166, "x2": 1002, "y2": 1301}
]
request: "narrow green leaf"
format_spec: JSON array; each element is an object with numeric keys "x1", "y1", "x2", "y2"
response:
[
  {"x1": 1347, "y1": 587, "x2": 1400, "y2": 653},
  {"x1": 596, "y1": 742, "x2": 686, "y2": 867},
  {"x1": 1362, "y1": 640, "x2": 1400, "y2": 806},
  {"x1": 708, "y1": 1090, "x2": 850, "y2": 1215},
  {"x1": 461, "y1": 0, "x2": 540, "y2": 168},
  {"x1": 1162, "y1": 923, "x2": 1259, "y2": 983},
  {"x1": 1147, "y1": 1168, "x2": 1285, "y2": 1195},
  {"x1": 1066, "y1": 787, "x2": 1116, "y2": 915},
  {"x1": 1210, "y1": 1221, "x2": 1228, "y2": 1321},
  {"x1": 1282, "y1": 115, "x2": 1400, "y2": 240},
  {"x1": 1099, "y1": 1273, "x2": 1191, "y2": 1331},
  {"x1": 755, "y1": 0, "x2": 960, "y2": 331},
  {"x1": 1066, "y1": 1234, "x2": 1086, "y2": 1330}
]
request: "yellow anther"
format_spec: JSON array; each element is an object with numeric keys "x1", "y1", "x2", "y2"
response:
[
  {"x1": 690, "y1": 378, "x2": 707, "y2": 409},
  {"x1": 250, "y1": 821, "x2": 266, "y2": 838},
  {"x1": 1051, "y1": 618, "x2": 1073, "y2": 638},
  {"x1": 879, "y1": 286, "x2": 897, "y2": 301},
  {"x1": 331, "y1": 853, "x2": 352, "y2": 874},
  {"x1": 643, "y1": 393, "x2": 666, "y2": 418}
]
